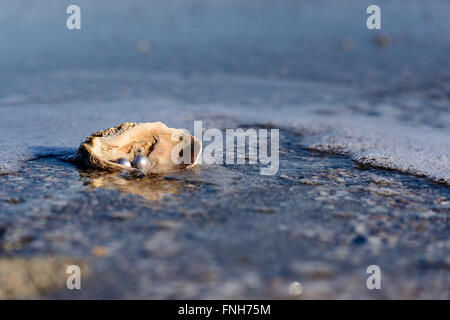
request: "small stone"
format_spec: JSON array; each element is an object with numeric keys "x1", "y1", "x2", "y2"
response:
[
  {"x1": 157, "y1": 220, "x2": 182, "y2": 230},
  {"x1": 299, "y1": 178, "x2": 321, "y2": 185},
  {"x1": 91, "y1": 246, "x2": 108, "y2": 257},
  {"x1": 111, "y1": 211, "x2": 135, "y2": 220},
  {"x1": 291, "y1": 261, "x2": 335, "y2": 279},
  {"x1": 371, "y1": 176, "x2": 396, "y2": 186},
  {"x1": 375, "y1": 33, "x2": 391, "y2": 47},
  {"x1": 335, "y1": 177, "x2": 346, "y2": 183},
  {"x1": 368, "y1": 187, "x2": 400, "y2": 197},
  {"x1": 288, "y1": 282, "x2": 303, "y2": 296},
  {"x1": 253, "y1": 207, "x2": 276, "y2": 214},
  {"x1": 3, "y1": 198, "x2": 24, "y2": 205},
  {"x1": 352, "y1": 235, "x2": 367, "y2": 245},
  {"x1": 333, "y1": 212, "x2": 353, "y2": 219}
]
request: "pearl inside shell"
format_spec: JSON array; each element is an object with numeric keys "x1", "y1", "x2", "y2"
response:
[
  {"x1": 133, "y1": 155, "x2": 149, "y2": 169},
  {"x1": 116, "y1": 158, "x2": 132, "y2": 168}
]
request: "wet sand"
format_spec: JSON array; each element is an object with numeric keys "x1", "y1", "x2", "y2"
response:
[{"x1": 0, "y1": 130, "x2": 449, "y2": 299}]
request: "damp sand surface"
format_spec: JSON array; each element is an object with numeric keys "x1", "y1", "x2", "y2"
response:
[
  {"x1": 0, "y1": 129, "x2": 449, "y2": 299},
  {"x1": 0, "y1": 69, "x2": 449, "y2": 299}
]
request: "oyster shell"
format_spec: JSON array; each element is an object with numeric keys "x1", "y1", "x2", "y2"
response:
[{"x1": 77, "y1": 122, "x2": 201, "y2": 173}]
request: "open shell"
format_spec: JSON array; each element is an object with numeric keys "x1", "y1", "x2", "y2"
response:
[{"x1": 77, "y1": 122, "x2": 202, "y2": 173}]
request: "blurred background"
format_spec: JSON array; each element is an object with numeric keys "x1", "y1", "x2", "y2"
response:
[{"x1": 2, "y1": 0, "x2": 450, "y2": 81}]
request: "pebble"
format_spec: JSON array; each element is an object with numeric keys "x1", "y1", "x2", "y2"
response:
[
  {"x1": 299, "y1": 178, "x2": 321, "y2": 185},
  {"x1": 352, "y1": 235, "x2": 367, "y2": 245},
  {"x1": 111, "y1": 211, "x2": 135, "y2": 220},
  {"x1": 91, "y1": 246, "x2": 109, "y2": 257},
  {"x1": 253, "y1": 207, "x2": 277, "y2": 214}
]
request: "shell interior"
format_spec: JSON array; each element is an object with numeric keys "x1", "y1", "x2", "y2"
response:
[{"x1": 78, "y1": 122, "x2": 202, "y2": 173}]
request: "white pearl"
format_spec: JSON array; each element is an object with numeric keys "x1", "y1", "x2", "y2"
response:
[
  {"x1": 117, "y1": 158, "x2": 131, "y2": 168},
  {"x1": 133, "y1": 155, "x2": 149, "y2": 169}
]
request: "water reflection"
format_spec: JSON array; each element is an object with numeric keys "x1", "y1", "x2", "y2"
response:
[{"x1": 79, "y1": 169, "x2": 187, "y2": 201}]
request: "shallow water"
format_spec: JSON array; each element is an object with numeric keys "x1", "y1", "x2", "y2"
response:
[
  {"x1": 0, "y1": 129, "x2": 449, "y2": 299},
  {"x1": 1, "y1": 71, "x2": 449, "y2": 184}
]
